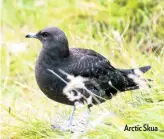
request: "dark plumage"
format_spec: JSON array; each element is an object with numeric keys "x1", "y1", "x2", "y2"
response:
[{"x1": 25, "y1": 27, "x2": 151, "y2": 128}]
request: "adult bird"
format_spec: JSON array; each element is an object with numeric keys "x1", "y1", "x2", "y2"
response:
[{"x1": 25, "y1": 27, "x2": 151, "y2": 129}]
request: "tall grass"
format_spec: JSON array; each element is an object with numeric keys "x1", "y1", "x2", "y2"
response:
[{"x1": 1, "y1": 0, "x2": 164, "y2": 138}]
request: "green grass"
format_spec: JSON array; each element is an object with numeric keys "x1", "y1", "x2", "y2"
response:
[{"x1": 1, "y1": 0, "x2": 164, "y2": 138}]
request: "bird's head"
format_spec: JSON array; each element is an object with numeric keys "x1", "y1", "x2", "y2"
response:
[{"x1": 25, "y1": 27, "x2": 69, "y2": 51}]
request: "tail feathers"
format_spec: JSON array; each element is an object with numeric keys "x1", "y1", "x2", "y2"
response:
[
  {"x1": 119, "y1": 66, "x2": 151, "y2": 75},
  {"x1": 119, "y1": 66, "x2": 151, "y2": 91},
  {"x1": 137, "y1": 66, "x2": 151, "y2": 73}
]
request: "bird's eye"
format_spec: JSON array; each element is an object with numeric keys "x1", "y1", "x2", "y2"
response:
[{"x1": 42, "y1": 32, "x2": 49, "y2": 37}]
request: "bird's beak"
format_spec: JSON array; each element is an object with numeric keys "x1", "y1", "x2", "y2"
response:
[{"x1": 25, "y1": 33, "x2": 38, "y2": 38}]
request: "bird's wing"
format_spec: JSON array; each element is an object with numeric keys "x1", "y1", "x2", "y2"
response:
[{"x1": 60, "y1": 51, "x2": 135, "y2": 94}]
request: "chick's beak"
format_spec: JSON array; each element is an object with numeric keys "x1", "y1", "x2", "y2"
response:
[{"x1": 25, "y1": 33, "x2": 38, "y2": 38}]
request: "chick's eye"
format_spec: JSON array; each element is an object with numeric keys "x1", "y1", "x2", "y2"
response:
[{"x1": 42, "y1": 32, "x2": 49, "y2": 37}]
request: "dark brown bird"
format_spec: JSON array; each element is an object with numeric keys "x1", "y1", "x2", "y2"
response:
[{"x1": 25, "y1": 27, "x2": 151, "y2": 129}]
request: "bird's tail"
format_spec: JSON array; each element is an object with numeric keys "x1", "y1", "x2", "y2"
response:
[{"x1": 119, "y1": 66, "x2": 151, "y2": 91}]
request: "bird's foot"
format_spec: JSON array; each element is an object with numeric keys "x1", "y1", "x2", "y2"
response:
[
  {"x1": 51, "y1": 123, "x2": 76, "y2": 132},
  {"x1": 51, "y1": 125, "x2": 66, "y2": 131},
  {"x1": 51, "y1": 121, "x2": 87, "y2": 132}
]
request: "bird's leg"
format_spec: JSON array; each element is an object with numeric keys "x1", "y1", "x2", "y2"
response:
[
  {"x1": 67, "y1": 105, "x2": 76, "y2": 127},
  {"x1": 51, "y1": 106, "x2": 76, "y2": 131},
  {"x1": 86, "y1": 105, "x2": 92, "y2": 125}
]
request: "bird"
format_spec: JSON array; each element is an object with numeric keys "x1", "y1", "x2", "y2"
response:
[{"x1": 25, "y1": 27, "x2": 151, "y2": 129}]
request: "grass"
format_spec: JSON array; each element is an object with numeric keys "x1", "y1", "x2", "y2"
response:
[{"x1": 1, "y1": 0, "x2": 164, "y2": 138}]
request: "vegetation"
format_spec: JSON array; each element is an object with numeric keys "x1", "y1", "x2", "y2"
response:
[{"x1": 1, "y1": 0, "x2": 164, "y2": 138}]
